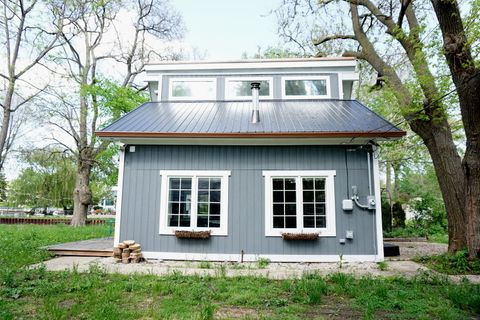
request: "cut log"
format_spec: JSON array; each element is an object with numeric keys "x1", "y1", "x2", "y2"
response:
[
  {"x1": 129, "y1": 244, "x2": 141, "y2": 251},
  {"x1": 123, "y1": 240, "x2": 135, "y2": 246},
  {"x1": 132, "y1": 249, "x2": 142, "y2": 254},
  {"x1": 122, "y1": 258, "x2": 130, "y2": 264},
  {"x1": 121, "y1": 252, "x2": 130, "y2": 259},
  {"x1": 122, "y1": 248, "x2": 131, "y2": 255},
  {"x1": 113, "y1": 247, "x2": 122, "y2": 257},
  {"x1": 118, "y1": 243, "x2": 128, "y2": 249}
]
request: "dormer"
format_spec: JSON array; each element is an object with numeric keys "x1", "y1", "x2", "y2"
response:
[{"x1": 143, "y1": 58, "x2": 359, "y2": 102}]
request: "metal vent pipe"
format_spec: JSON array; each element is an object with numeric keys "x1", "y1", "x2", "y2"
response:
[{"x1": 251, "y1": 82, "x2": 260, "y2": 123}]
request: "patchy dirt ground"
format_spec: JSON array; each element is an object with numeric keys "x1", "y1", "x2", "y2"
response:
[{"x1": 386, "y1": 241, "x2": 448, "y2": 261}]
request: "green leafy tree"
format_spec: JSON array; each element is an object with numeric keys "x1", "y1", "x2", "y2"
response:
[
  {"x1": 9, "y1": 149, "x2": 76, "y2": 210},
  {"x1": 45, "y1": 0, "x2": 183, "y2": 227},
  {"x1": 279, "y1": 0, "x2": 480, "y2": 257}
]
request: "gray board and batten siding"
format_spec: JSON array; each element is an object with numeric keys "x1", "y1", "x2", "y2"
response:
[{"x1": 118, "y1": 145, "x2": 379, "y2": 257}]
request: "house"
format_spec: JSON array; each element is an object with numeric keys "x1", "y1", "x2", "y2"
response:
[{"x1": 97, "y1": 58, "x2": 405, "y2": 262}]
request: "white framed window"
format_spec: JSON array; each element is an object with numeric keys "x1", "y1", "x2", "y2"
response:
[
  {"x1": 169, "y1": 77, "x2": 216, "y2": 100},
  {"x1": 159, "y1": 170, "x2": 230, "y2": 236},
  {"x1": 281, "y1": 76, "x2": 331, "y2": 99},
  {"x1": 225, "y1": 77, "x2": 273, "y2": 100},
  {"x1": 263, "y1": 170, "x2": 336, "y2": 237}
]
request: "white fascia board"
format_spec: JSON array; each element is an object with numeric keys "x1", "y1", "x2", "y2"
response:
[
  {"x1": 145, "y1": 60, "x2": 357, "y2": 72},
  {"x1": 113, "y1": 146, "x2": 126, "y2": 247},
  {"x1": 341, "y1": 72, "x2": 360, "y2": 81}
]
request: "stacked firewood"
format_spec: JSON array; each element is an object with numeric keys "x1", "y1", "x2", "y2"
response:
[{"x1": 113, "y1": 240, "x2": 145, "y2": 263}]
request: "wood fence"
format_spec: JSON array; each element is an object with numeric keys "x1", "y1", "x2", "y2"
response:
[{"x1": 0, "y1": 217, "x2": 108, "y2": 225}]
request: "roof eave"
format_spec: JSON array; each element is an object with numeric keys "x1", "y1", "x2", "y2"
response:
[{"x1": 96, "y1": 131, "x2": 406, "y2": 139}]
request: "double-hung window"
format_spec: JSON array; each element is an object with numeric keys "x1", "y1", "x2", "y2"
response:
[
  {"x1": 263, "y1": 171, "x2": 336, "y2": 237},
  {"x1": 159, "y1": 170, "x2": 230, "y2": 235}
]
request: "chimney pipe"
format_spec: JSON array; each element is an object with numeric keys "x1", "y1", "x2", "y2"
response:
[{"x1": 251, "y1": 82, "x2": 260, "y2": 123}]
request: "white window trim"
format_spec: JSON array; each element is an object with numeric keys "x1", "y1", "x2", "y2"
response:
[
  {"x1": 281, "y1": 75, "x2": 331, "y2": 99},
  {"x1": 262, "y1": 170, "x2": 336, "y2": 237},
  {"x1": 224, "y1": 76, "x2": 274, "y2": 100},
  {"x1": 159, "y1": 170, "x2": 230, "y2": 236},
  {"x1": 168, "y1": 77, "x2": 217, "y2": 101}
]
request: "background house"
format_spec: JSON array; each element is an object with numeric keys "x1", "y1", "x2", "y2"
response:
[{"x1": 97, "y1": 58, "x2": 405, "y2": 262}]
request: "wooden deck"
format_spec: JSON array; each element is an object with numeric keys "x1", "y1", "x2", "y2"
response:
[{"x1": 46, "y1": 237, "x2": 114, "y2": 257}]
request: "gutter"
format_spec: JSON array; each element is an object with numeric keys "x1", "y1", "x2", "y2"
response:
[{"x1": 95, "y1": 131, "x2": 406, "y2": 139}]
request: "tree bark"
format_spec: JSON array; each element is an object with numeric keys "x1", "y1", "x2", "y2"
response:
[
  {"x1": 410, "y1": 118, "x2": 467, "y2": 251},
  {"x1": 71, "y1": 150, "x2": 92, "y2": 227},
  {"x1": 431, "y1": 0, "x2": 480, "y2": 258},
  {"x1": 0, "y1": 79, "x2": 16, "y2": 173}
]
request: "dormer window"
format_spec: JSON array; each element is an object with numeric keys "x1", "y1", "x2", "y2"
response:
[
  {"x1": 225, "y1": 77, "x2": 273, "y2": 100},
  {"x1": 169, "y1": 77, "x2": 216, "y2": 100},
  {"x1": 282, "y1": 76, "x2": 330, "y2": 99}
]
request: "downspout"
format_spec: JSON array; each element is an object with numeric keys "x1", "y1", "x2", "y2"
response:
[{"x1": 367, "y1": 148, "x2": 372, "y2": 196}]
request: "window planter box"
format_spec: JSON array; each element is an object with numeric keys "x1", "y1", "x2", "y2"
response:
[
  {"x1": 175, "y1": 230, "x2": 211, "y2": 239},
  {"x1": 281, "y1": 232, "x2": 319, "y2": 241}
]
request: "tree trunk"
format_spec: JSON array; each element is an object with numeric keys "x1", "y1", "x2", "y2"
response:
[
  {"x1": 71, "y1": 154, "x2": 92, "y2": 227},
  {"x1": 0, "y1": 83, "x2": 15, "y2": 173},
  {"x1": 411, "y1": 118, "x2": 467, "y2": 252},
  {"x1": 431, "y1": 0, "x2": 480, "y2": 258},
  {"x1": 464, "y1": 141, "x2": 480, "y2": 259}
]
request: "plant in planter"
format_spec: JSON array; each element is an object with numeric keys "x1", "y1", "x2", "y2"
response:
[
  {"x1": 174, "y1": 230, "x2": 211, "y2": 239},
  {"x1": 281, "y1": 232, "x2": 319, "y2": 241}
]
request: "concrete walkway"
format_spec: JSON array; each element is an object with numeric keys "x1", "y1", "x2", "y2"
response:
[
  {"x1": 33, "y1": 240, "x2": 480, "y2": 283},
  {"x1": 32, "y1": 256, "x2": 480, "y2": 283}
]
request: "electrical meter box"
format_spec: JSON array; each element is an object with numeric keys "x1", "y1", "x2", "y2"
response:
[{"x1": 342, "y1": 199, "x2": 353, "y2": 211}]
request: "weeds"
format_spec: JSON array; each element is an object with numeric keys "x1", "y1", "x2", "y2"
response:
[
  {"x1": 415, "y1": 250, "x2": 480, "y2": 275},
  {"x1": 256, "y1": 258, "x2": 270, "y2": 269},
  {"x1": 215, "y1": 264, "x2": 227, "y2": 277},
  {"x1": 198, "y1": 261, "x2": 212, "y2": 269},
  {"x1": 377, "y1": 261, "x2": 389, "y2": 271}
]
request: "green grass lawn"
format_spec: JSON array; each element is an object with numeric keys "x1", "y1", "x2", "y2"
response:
[{"x1": 1, "y1": 224, "x2": 479, "y2": 319}]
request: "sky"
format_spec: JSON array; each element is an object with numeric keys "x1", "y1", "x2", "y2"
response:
[
  {"x1": 172, "y1": 0, "x2": 282, "y2": 59},
  {"x1": 3, "y1": 0, "x2": 284, "y2": 181}
]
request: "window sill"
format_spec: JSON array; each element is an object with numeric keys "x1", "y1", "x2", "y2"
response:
[
  {"x1": 265, "y1": 229, "x2": 336, "y2": 237},
  {"x1": 159, "y1": 228, "x2": 228, "y2": 237}
]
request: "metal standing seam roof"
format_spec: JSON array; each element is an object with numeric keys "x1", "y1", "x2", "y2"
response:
[{"x1": 96, "y1": 100, "x2": 405, "y2": 138}]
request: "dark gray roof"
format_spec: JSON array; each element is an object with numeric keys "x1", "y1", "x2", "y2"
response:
[{"x1": 97, "y1": 100, "x2": 405, "y2": 138}]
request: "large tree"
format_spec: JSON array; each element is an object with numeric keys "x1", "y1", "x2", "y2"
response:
[
  {"x1": 46, "y1": 0, "x2": 182, "y2": 226},
  {"x1": 0, "y1": 0, "x2": 64, "y2": 172},
  {"x1": 9, "y1": 148, "x2": 76, "y2": 210},
  {"x1": 279, "y1": 0, "x2": 479, "y2": 257}
]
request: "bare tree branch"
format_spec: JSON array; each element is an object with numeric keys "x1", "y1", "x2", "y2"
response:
[{"x1": 313, "y1": 34, "x2": 356, "y2": 46}]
